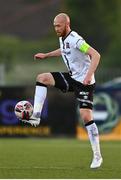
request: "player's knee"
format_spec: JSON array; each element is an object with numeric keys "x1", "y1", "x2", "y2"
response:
[
  {"x1": 80, "y1": 109, "x2": 93, "y2": 123},
  {"x1": 81, "y1": 112, "x2": 89, "y2": 121},
  {"x1": 36, "y1": 73, "x2": 47, "y2": 84},
  {"x1": 36, "y1": 73, "x2": 54, "y2": 86}
]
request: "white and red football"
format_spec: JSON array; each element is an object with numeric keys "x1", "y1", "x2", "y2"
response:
[{"x1": 14, "y1": 100, "x2": 33, "y2": 119}]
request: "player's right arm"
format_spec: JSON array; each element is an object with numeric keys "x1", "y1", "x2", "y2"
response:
[{"x1": 34, "y1": 48, "x2": 61, "y2": 59}]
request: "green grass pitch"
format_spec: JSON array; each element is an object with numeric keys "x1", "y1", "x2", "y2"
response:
[{"x1": 0, "y1": 138, "x2": 121, "y2": 178}]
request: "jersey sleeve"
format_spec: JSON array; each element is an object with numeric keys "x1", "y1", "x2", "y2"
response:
[{"x1": 76, "y1": 38, "x2": 90, "y2": 53}]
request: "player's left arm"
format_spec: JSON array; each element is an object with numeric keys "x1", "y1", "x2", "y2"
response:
[
  {"x1": 76, "y1": 39, "x2": 101, "y2": 85},
  {"x1": 84, "y1": 45, "x2": 101, "y2": 85}
]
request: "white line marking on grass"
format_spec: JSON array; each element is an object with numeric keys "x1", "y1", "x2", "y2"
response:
[{"x1": 0, "y1": 166, "x2": 75, "y2": 170}]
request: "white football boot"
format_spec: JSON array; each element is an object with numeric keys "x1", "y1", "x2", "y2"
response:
[
  {"x1": 90, "y1": 155, "x2": 103, "y2": 169},
  {"x1": 20, "y1": 115, "x2": 40, "y2": 127}
]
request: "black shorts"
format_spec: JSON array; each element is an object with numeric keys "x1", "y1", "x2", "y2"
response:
[{"x1": 51, "y1": 72, "x2": 95, "y2": 109}]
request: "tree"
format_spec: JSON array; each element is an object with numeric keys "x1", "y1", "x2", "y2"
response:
[{"x1": 63, "y1": 0, "x2": 121, "y2": 67}]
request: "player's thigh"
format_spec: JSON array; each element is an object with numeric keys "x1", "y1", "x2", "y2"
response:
[
  {"x1": 75, "y1": 83, "x2": 95, "y2": 122},
  {"x1": 75, "y1": 83, "x2": 95, "y2": 109},
  {"x1": 36, "y1": 73, "x2": 55, "y2": 86},
  {"x1": 51, "y1": 72, "x2": 73, "y2": 92}
]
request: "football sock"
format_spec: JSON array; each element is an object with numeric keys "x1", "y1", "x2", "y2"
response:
[
  {"x1": 85, "y1": 121, "x2": 101, "y2": 157},
  {"x1": 32, "y1": 82, "x2": 47, "y2": 118}
]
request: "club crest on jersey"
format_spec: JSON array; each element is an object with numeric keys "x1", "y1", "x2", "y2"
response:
[{"x1": 66, "y1": 42, "x2": 70, "y2": 49}]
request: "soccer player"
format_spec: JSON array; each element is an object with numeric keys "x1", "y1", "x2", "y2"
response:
[{"x1": 21, "y1": 13, "x2": 103, "y2": 168}]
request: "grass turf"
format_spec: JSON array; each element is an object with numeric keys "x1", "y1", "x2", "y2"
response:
[{"x1": 0, "y1": 138, "x2": 121, "y2": 178}]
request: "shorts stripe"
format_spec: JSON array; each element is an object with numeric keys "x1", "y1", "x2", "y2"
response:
[
  {"x1": 59, "y1": 72, "x2": 69, "y2": 92},
  {"x1": 77, "y1": 98, "x2": 93, "y2": 105}
]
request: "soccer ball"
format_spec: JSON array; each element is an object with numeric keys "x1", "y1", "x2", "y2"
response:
[{"x1": 14, "y1": 100, "x2": 33, "y2": 119}]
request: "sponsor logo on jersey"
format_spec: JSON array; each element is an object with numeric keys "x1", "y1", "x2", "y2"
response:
[{"x1": 66, "y1": 42, "x2": 70, "y2": 49}]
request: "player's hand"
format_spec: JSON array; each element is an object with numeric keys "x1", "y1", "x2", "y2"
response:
[
  {"x1": 34, "y1": 53, "x2": 47, "y2": 60},
  {"x1": 83, "y1": 76, "x2": 92, "y2": 85}
]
